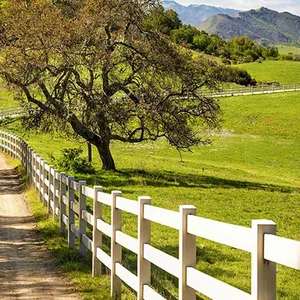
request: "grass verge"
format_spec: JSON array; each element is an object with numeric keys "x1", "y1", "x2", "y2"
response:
[{"x1": 25, "y1": 186, "x2": 116, "y2": 300}]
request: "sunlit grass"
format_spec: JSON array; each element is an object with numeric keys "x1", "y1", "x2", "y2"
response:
[
  {"x1": 237, "y1": 60, "x2": 300, "y2": 84},
  {"x1": 3, "y1": 90, "x2": 300, "y2": 299},
  {"x1": 276, "y1": 44, "x2": 300, "y2": 55}
]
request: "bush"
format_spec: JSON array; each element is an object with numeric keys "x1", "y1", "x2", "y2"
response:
[
  {"x1": 226, "y1": 67, "x2": 257, "y2": 86},
  {"x1": 221, "y1": 57, "x2": 231, "y2": 65},
  {"x1": 55, "y1": 147, "x2": 96, "y2": 174}
]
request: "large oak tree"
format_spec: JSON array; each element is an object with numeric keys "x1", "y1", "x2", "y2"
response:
[{"x1": 0, "y1": 0, "x2": 224, "y2": 170}]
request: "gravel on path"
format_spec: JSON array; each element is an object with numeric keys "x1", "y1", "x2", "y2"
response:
[{"x1": 0, "y1": 154, "x2": 82, "y2": 299}]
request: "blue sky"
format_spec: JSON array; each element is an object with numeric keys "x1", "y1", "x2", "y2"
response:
[{"x1": 174, "y1": 0, "x2": 300, "y2": 16}]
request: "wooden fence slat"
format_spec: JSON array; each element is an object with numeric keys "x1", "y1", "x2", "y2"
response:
[
  {"x1": 264, "y1": 235, "x2": 300, "y2": 270},
  {"x1": 111, "y1": 191, "x2": 122, "y2": 299},
  {"x1": 53, "y1": 169, "x2": 59, "y2": 220},
  {"x1": 92, "y1": 186, "x2": 103, "y2": 277},
  {"x1": 79, "y1": 180, "x2": 87, "y2": 256},
  {"x1": 252, "y1": 220, "x2": 277, "y2": 300},
  {"x1": 138, "y1": 196, "x2": 151, "y2": 300},
  {"x1": 179, "y1": 205, "x2": 196, "y2": 300},
  {"x1": 60, "y1": 172, "x2": 67, "y2": 234},
  {"x1": 68, "y1": 176, "x2": 75, "y2": 249}
]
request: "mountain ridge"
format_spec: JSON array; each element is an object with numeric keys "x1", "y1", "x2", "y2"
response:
[
  {"x1": 197, "y1": 7, "x2": 300, "y2": 45},
  {"x1": 162, "y1": 0, "x2": 240, "y2": 26}
]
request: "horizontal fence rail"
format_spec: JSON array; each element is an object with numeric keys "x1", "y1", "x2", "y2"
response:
[
  {"x1": 0, "y1": 105, "x2": 25, "y2": 119},
  {"x1": 0, "y1": 82, "x2": 299, "y2": 122},
  {"x1": 205, "y1": 82, "x2": 300, "y2": 98},
  {"x1": 0, "y1": 130, "x2": 299, "y2": 300}
]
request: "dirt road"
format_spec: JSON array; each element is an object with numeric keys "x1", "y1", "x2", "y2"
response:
[{"x1": 0, "y1": 154, "x2": 82, "y2": 299}]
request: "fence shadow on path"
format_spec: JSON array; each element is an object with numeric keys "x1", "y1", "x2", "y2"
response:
[
  {"x1": 0, "y1": 215, "x2": 81, "y2": 299},
  {"x1": 0, "y1": 167, "x2": 23, "y2": 195}
]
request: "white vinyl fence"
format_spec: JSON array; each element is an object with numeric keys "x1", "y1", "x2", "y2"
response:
[
  {"x1": 0, "y1": 105, "x2": 25, "y2": 119},
  {"x1": 0, "y1": 130, "x2": 299, "y2": 300},
  {"x1": 0, "y1": 82, "x2": 299, "y2": 122},
  {"x1": 203, "y1": 82, "x2": 300, "y2": 98}
]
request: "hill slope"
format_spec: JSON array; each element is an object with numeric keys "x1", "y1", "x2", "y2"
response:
[
  {"x1": 198, "y1": 7, "x2": 300, "y2": 45},
  {"x1": 162, "y1": 0, "x2": 240, "y2": 26}
]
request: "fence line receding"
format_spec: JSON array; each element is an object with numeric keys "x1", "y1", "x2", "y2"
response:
[{"x1": 0, "y1": 130, "x2": 299, "y2": 300}]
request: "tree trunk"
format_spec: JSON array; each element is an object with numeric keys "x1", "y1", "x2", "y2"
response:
[
  {"x1": 96, "y1": 139, "x2": 115, "y2": 170},
  {"x1": 87, "y1": 142, "x2": 92, "y2": 163}
]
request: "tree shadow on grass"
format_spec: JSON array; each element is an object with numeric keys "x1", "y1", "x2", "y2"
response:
[{"x1": 78, "y1": 168, "x2": 298, "y2": 195}]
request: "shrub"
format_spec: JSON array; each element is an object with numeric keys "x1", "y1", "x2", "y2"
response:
[
  {"x1": 56, "y1": 147, "x2": 96, "y2": 174},
  {"x1": 221, "y1": 57, "x2": 231, "y2": 65}
]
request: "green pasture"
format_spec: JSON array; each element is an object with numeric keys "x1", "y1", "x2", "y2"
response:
[
  {"x1": 2, "y1": 91, "x2": 300, "y2": 299},
  {"x1": 0, "y1": 84, "x2": 17, "y2": 107},
  {"x1": 237, "y1": 60, "x2": 300, "y2": 84},
  {"x1": 276, "y1": 44, "x2": 300, "y2": 55}
]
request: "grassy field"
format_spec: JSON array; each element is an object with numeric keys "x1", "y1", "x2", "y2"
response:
[
  {"x1": 2, "y1": 91, "x2": 300, "y2": 299},
  {"x1": 0, "y1": 81, "x2": 18, "y2": 108},
  {"x1": 276, "y1": 45, "x2": 300, "y2": 55},
  {"x1": 237, "y1": 60, "x2": 300, "y2": 84}
]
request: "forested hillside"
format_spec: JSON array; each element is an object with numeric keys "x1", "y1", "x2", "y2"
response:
[
  {"x1": 147, "y1": 5, "x2": 287, "y2": 66},
  {"x1": 162, "y1": 0, "x2": 240, "y2": 25},
  {"x1": 198, "y1": 7, "x2": 300, "y2": 46}
]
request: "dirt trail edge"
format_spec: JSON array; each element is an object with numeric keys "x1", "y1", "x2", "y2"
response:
[{"x1": 0, "y1": 154, "x2": 82, "y2": 300}]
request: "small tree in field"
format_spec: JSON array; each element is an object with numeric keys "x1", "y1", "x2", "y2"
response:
[{"x1": 0, "y1": 0, "x2": 223, "y2": 170}]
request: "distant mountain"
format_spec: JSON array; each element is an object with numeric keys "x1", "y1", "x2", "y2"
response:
[
  {"x1": 162, "y1": 1, "x2": 240, "y2": 26},
  {"x1": 198, "y1": 7, "x2": 300, "y2": 45}
]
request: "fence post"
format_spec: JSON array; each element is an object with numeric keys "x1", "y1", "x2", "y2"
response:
[
  {"x1": 68, "y1": 176, "x2": 75, "y2": 249},
  {"x1": 179, "y1": 205, "x2": 196, "y2": 300},
  {"x1": 38, "y1": 158, "x2": 44, "y2": 202},
  {"x1": 60, "y1": 172, "x2": 67, "y2": 234},
  {"x1": 52, "y1": 169, "x2": 59, "y2": 221},
  {"x1": 111, "y1": 191, "x2": 122, "y2": 299},
  {"x1": 42, "y1": 161, "x2": 48, "y2": 207},
  {"x1": 32, "y1": 152, "x2": 36, "y2": 186},
  {"x1": 34, "y1": 152, "x2": 38, "y2": 187},
  {"x1": 7, "y1": 134, "x2": 11, "y2": 155},
  {"x1": 27, "y1": 146, "x2": 32, "y2": 180},
  {"x1": 12, "y1": 135, "x2": 15, "y2": 158},
  {"x1": 4, "y1": 133, "x2": 8, "y2": 154},
  {"x1": 5, "y1": 133, "x2": 8, "y2": 154},
  {"x1": 79, "y1": 180, "x2": 87, "y2": 256},
  {"x1": 0, "y1": 132, "x2": 3, "y2": 152},
  {"x1": 252, "y1": 220, "x2": 276, "y2": 300},
  {"x1": 92, "y1": 186, "x2": 103, "y2": 277},
  {"x1": 138, "y1": 196, "x2": 151, "y2": 300},
  {"x1": 4, "y1": 132, "x2": 7, "y2": 153},
  {"x1": 6, "y1": 133, "x2": 9, "y2": 154},
  {"x1": 48, "y1": 165, "x2": 54, "y2": 214}
]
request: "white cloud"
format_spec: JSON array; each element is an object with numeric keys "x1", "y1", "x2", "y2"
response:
[{"x1": 173, "y1": 0, "x2": 300, "y2": 15}]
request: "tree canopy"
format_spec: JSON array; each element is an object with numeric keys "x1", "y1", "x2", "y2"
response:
[{"x1": 0, "y1": 0, "x2": 224, "y2": 170}]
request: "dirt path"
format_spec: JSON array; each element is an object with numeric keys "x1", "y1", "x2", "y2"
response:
[{"x1": 0, "y1": 154, "x2": 82, "y2": 299}]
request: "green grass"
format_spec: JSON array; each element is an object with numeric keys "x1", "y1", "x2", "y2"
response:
[
  {"x1": 2, "y1": 91, "x2": 300, "y2": 299},
  {"x1": 276, "y1": 45, "x2": 300, "y2": 55},
  {"x1": 237, "y1": 60, "x2": 300, "y2": 84},
  {"x1": 0, "y1": 81, "x2": 18, "y2": 108},
  {"x1": 25, "y1": 188, "x2": 119, "y2": 300}
]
